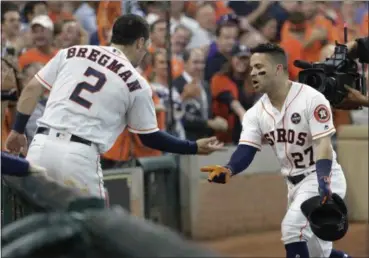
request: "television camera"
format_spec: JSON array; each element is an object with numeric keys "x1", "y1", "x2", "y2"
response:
[{"x1": 294, "y1": 41, "x2": 367, "y2": 109}]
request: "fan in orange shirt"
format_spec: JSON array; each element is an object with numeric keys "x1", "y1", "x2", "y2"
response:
[
  {"x1": 360, "y1": 13, "x2": 368, "y2": 36},
  {"x1": 185, "y1": 1, "x2": 232, "y2": 21},
  {"x1": 1, "y1": 58, "x2": 21, "y2": 151},
  {"x1": 96, "y1": 1, "x2": 122, "y2": 46},
  {"x1": 18, "y1": 15, "x2": 59, "y2": 70},
  {"x1": 280, "y1": 6, "x2": 337, "y2": 80},
  {"x1": 335, "y1": 2, "x2": 363, "y2": 43},
  {"x1": 47, "y1": 2, "x2": 74, "y2": 23},
  {"x1": 143, "y1": 19, "x2": 184, "y2": 80},
  {"x1": 101, "y1": 87, "x2": 166, "y2": 168}
]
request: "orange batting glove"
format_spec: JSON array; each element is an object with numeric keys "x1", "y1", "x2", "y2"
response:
[{"x1": 200, "y1": 165, "x2": 232, "y2": 184}]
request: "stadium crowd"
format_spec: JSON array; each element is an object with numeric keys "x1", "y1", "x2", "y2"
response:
[{"x1": 2, "y1": 1, "x2": 368, "y2": 169}]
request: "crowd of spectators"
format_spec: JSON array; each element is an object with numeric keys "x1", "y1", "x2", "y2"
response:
[{"x1": 2, "y1": 1, "x2": 368, "y2": 168}]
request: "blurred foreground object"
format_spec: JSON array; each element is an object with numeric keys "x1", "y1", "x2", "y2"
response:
[
  {"x1": 2, "y1": 206, "x2": 219, "y2": 258},
  {"x1": 1, "y1": 158, "x2": 105, "y2": 226},
  {"x1": 1, "y1": 151, "x2": 46, "y2": 177}
]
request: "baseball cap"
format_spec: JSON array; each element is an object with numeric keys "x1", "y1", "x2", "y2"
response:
[
  {"x1": 30, "y1": 15, "x2": 54, "y2": 31},
  {"x1": 231, "y1": 44, "x2": 251, "y2": 57},
  {"x1": 217, "y1": 13, "x2": 239, "y2": 26}
]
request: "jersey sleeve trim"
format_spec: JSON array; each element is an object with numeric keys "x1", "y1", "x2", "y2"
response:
[
  {"x1": 128, "y1": 126, "x2": 159, "y2": 134},
  {"x1": 239, "y1": 140, "x2": 261, "y2": 150},
  {"x1": 35, "y1": 73, "x2": 52, "y2": 90},
  {"x1": 312, "y1": 127, "x2": 336, "y2": 140}
]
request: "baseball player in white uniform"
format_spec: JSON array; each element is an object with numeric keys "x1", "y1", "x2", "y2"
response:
[
  {"x1": 201, "y1": 43, "x2": 351, "y2": 258},
  {"x1": 5, "y1": 14, "x2": 223, "y2": 200}
]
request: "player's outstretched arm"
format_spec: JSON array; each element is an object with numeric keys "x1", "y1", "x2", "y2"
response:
[
  {"x1": 200, "y1": 105, "x2": 262, "y2": 184},
  {"x1": 341, "y1": 85, "x2": 369, "y2": 108},
  {"x1": 138, "y1": 132, "x2": 224, "y2": 155},
  {"x1": 201, "y1": 144, "x2": 258, "y2": 184},
  {"x1": 129, "y1": 80, "x2": 224, "y2": 155}
]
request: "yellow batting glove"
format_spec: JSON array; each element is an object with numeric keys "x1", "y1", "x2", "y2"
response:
[{"x1": 200, "y1": 165, "x2": 232, "y2": 184}]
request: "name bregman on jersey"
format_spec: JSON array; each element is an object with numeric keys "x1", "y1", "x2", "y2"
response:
[{"x1": 66, "y1": 46, "x2": 141, "y2": 92}]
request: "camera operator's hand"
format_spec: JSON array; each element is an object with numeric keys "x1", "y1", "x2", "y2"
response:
[
  {"x1": 303, "y1": 28, "x2": 327, "y2": 49},
  {"x1": 346, "y1": 40, "x2": 358, "y2": 55},
  {"x1": 339, "y1": 85, "x2": 369, "y2": 109},
  {"x1": 345, "y1": 37, "x2": 368, "y2": 62},
  {"x1": 321, "y1": 40, "x2": 358, "y2": 60}
]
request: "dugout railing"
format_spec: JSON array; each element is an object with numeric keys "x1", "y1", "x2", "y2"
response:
[
  {"x1": 1, "y1": 154, "x2": 182, "y2": 233},
  {"x1": 1, "y1": 173, "x2": 106, "y2": 227}
]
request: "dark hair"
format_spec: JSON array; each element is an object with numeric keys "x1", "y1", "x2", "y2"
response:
[
  {"x1": 23, "y1": 1, "x2": 47, "y2": 23},
  {"x1": 251, "y1": 43, "x2": 288, "y2": 71},
  {"x1": 111, "y1": 14, "x2": 150, "y2": 46},
  {"x1": 252, "y1": 15, "x2": 275, "y2": 30},
  {"x1": 150, "y1": 18, "x2": 166, "y2": 33},
  {"x1": 1, "y1": 2, "x2": 19, "y2": 23},
  {"x1": 182, "y1": 49, "x2": 191, "y2": 63},
  {"x1": 288, "y1": 11, "x2": 306, "y2": 25},
  {"x1": 215, "y1": 23, "x2": 239, "y2": 37},
  {"x1": 220, "y1": 57, "x2": 250, "y2": 80},
  {"x1": 54, "y1": 18, "x2": 76, "y2": 37}
]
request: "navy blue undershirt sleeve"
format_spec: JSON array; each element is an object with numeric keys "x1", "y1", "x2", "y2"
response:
[
  {"x1": 316, "y1": 159, "x2": 332, "y2": 179},
  {"x1": 138, "y1": 131, "x2": 198, "y2": 154},
  {"x1": 12, "y1": 112, "x2": 31, "y2": 134},
  {"x1": 1, "y1": 152, "x2": 30, "y2": 177},
  {"x1": 225, "y1": 145, "x2": 257, "y2": 175}
]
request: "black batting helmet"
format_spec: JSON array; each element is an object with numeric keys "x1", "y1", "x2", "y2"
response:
[{"x1": 301, "y1": 193, "x2": 348, "y2": 241}]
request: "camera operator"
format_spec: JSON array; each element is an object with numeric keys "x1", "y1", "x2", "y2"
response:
[{"x1": 340, "y1": 36, "x2": 369, "y2": 108}]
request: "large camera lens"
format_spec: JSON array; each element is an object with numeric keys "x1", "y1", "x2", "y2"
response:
[{"x1": 306, "y1": 74, "x2": 322, "y2": 88}]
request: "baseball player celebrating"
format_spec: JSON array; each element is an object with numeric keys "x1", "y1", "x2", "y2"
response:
[
  {"x1": 201, "y1": 43, "x2": 351, "y2": 258},
  {"x1": 5, "y1": 14, "x2": 223, "y2": 200}
]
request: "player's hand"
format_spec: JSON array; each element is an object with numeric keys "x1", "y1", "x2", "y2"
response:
[
  {"x1": 207, "y1": 116, "x2": 228, "y2": 132},
  {"x1": 5, "y1": 130, "x2": 28, "y2": 156},
  {"x1": 201, "y1": 165, "x2": 232, "y2": 184},
  {"x1": 182, "y1": 80, "x2": 201, "y2": 100},
  {"x1": 318, "y1": 176, "x2": 332, "y2": 205},
  {"x1": 338, "y1": 85, "x2": 369, "y2": 109},
  {"x1": 196, "y1": 136, "x2": 225, "y2": 155}
]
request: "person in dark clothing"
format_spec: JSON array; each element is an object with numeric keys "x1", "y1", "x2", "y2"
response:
[
  {"x1": 228, "y1": 1, "x2": 300, "y2": 42},
  {"x1": 173, "y1": 48, "x2": 228, "y2": 141},
  {"x1": 204, "y1": 20, "x2": 239, "y2": 82},
  {"x1": 210, "y1": 44, "x2": 259, "y2": 144},
  {"x1": 339, "y1": 37, "x2": 369, "y2": 108}
]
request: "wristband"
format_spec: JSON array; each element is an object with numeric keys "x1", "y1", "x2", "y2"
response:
[
  {"x1": 1, "y1": 90, "x2": 18, "y2": 101},
  {"x1": 12, "y1": 111, "x2": 31, "y2": 134},
  {"x1": 316, "y1": 159, "x2": 332, "y2": 181}
]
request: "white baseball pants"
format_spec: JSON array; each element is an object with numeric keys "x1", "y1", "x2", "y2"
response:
[
  {"x1": 26, "y1": 129, "x2": 105, "y2": 199},
  {"x1": 281, "y1": 169, "x2": 347, "y2": 258}
]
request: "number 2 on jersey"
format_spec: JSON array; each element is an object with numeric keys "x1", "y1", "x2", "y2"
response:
[
  {"x1": 291, "y1": 146, "x2": 315, "y2": 169},
  {"x1": 69, "y1": 67, "x2": 107, "y2": 109}
]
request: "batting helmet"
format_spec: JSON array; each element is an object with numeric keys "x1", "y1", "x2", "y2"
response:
[{"x1": 300, "y1": 193, "x2": 348, "y2": 241}]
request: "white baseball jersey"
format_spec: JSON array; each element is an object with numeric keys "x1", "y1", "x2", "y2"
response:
[
  {"x1": 239, "y1": 81, "x2": 341, "y2": 176},
  {"x1": 34, "y1": 45, "x2": 158, "y2": 153}
]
